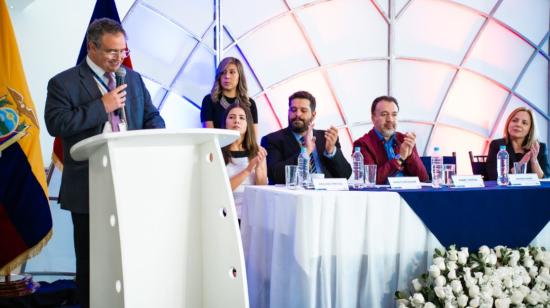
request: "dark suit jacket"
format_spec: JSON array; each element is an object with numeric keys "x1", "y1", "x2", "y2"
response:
[
  {"x1": 353, "y1": 129, "x2": 428, "y2": 184},
  {"x1": 486, "y1": 138, "x2": 549, "y2": 180},
  {"x1": 261, "y1": 127, "x2": 352, "y2": 184},
  {"x1": 44, "y1": 61, "x2": 165, "y2": 214}
]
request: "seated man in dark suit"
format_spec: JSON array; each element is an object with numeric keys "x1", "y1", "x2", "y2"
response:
[
  {"x1": 261, "y1": 91, "x2": 352, "y2": 184},
  {"x1": 353, "y1": 95, "x2": 428, "y2": 184}
]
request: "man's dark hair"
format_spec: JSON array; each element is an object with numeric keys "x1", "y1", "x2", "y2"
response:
[
  {"x1": 289, "y1": 91, "x2": 316, "y2": 112},
  {"x1": 87, "y1": 18, "x2": 127, "y2": 48},
  {"x1": 371, "y1": 95, "x2": 399, "y2": 114}
]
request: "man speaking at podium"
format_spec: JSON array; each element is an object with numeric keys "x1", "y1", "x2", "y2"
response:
[{"x1": 44, "y1": 18, "x2": 165, "y2": 308}]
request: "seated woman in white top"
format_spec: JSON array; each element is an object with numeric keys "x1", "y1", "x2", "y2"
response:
[{"x1": 221, "y1": 103, "x2": 267, "y2": 217}]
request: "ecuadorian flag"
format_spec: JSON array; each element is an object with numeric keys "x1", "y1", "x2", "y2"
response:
[{"x1": 0, "y1": 0, "x2": 52, "y2": 275}]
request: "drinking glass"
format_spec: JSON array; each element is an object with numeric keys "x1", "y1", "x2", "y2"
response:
[
  {"x1": 443, "y1": 164, "x2": 456, "y2": 186},
  {"x1": 285, "y1": 165, "x2": 298, "y2": 189},
  {"x1": 364, "y1": 164, "x2": 377, "y2": 187},
  {"x1": 513, "y1": 162, "x2": 527, "y2": 174}
]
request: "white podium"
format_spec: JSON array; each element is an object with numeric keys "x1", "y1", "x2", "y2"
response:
[{"x1": 71, "y1": 128, "x2": 248, "y2": 308}]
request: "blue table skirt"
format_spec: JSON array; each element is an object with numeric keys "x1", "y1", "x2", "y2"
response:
[{"x1": 358, "y1": 182, "x2": 550, "y2": 250}]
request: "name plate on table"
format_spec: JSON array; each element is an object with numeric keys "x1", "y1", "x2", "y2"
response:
[
  {"x1": 312, "y1": 178, "x2": 349, "y2": 191},
  {"x1": 451, "y1": 175, "x2": 484, "y2": 188},
  {"x1": 509, "y1": 173, "x2": 540, "y2": 186},
  {"x1": 388, "y1": 177, "x2": 421, "y2": 189}
]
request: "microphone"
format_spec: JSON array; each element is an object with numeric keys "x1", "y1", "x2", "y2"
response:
[{"x1": 115, "y1": 67, "x2": 127, "y2": 126}]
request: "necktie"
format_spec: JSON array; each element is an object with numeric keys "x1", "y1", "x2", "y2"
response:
[
  {"x1": 300, "y1": 136, "x2": 317, "y2": 174},
  {"x1": 104, "y1": 72, "x2": 121, "y2": 132}
]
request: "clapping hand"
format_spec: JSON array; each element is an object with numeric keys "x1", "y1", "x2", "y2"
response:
[
  {"x1": 304, "y1": 123, "x2": 316, "y2": 154},
  {"x1": 247, "y1": 147, "x2": 267, "y2": 172},
  {"x1": 324, "y1": 126, "x2": 338, "y2": 154},
  {"x1": 399, "y1": 132, "x2": 416, "y2": 160}
]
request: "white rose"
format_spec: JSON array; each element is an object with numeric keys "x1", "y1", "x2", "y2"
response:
[
  {"x1": 429, "y1": 265, "x2": 441, "y2": 278},
  {"x1": 469, "y1": 296, "x2": 480, "y2": 307},
  {"x1": 542, "y1": 252, "x2": 550, "y2": 267},
  {"x1": 529, "y1": 266, "x2": 538, "y2": 279},
  {"x1": 491, "y1": 285, "x2": 503, "y2": 298},
  {"x1": 397, "y1": 298, "x2": 409, "y2": 306},
  {"x1": 509, "y1": 251, "x2": 520, "y2": 266},
  {"x1": 458, "y1": 250, "x2": 468, "y2": 265},
  {"x1": 434, "y1": 257, "x2": 446, "y2": 271},
  {"x1": 457, "y1": 294, "x2": 468, "y2": 307},
  {"x1": 435, "y1": 276, "x2": 446, "y2": 287},
  {"x1": 494, "y1": 298, "x2": 511, "y2": 308},
  {"x1": 412, "y1": 293, "x2": 425, "y2": 306},
  {"x1": 424, "y1": 302, "x2": 436, "y2": 308},
  {"x1": 448, "y1": 250, "x2": 458, "y2": 261},
  {"x1": 448, "y1": 270, "x2": 457, "y2": 280},
  {"x1": 522, "y1": 256, "x2": 534, "y2": 268},
  {"x1": 447, "y1": 261, "x2": 458, "y2": 271},
  {"x1": 451, "y1": 279, "x2": 463, "y2": 294},
  {"x1": 468, "y1": 285, "x2": 480, "y2": 298},
  {"x1": 478, "y1": 245, "x2": 490, "y2": 256},
  {"x1": 526, "y1": 291, "x2": 540, "y2": 305},
  {"x1": 487, "y1": 254, "x2": 497, "y2": 266},
  {"x1": 494, "y1": 245, "x2": 505, "y2": 258},
  {"x1": 503, "y1": 277, "x2": 513, "y2": 289},
  {"x1": 510, "y1": 290, "x2": 525, "y2": 304},
  {"x1": 519, "y1": 285, "x2": 530, "y2": 297},
  {"x1": 412, "y1": 278, "x2": 423, "y2": 292},
  {"x1": 434, "y1": 286, "x2": 446, "y2": 299}
]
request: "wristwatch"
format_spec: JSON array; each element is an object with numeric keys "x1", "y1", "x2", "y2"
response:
[{"x1": 395, "y1": 154, "x2": 405, "y2": 165}]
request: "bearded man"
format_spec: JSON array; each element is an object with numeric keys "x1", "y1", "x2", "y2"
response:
[
  {"x1": 261, "y1": 90, "x2": 351, "y2": 184},
  {"x1": 353, "y1": 95, "x2": 428, "y2": 184}
]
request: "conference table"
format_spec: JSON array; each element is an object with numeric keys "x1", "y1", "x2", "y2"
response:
[{"x1": 240, "y1": 182, "x2": 550, "y2": 308}]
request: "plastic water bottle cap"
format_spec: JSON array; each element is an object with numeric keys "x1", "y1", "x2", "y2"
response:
[
  {"x1": 434, "y1": 146, "x2": 440, "y2": 151},
  {"x1": 300, "y1": 147, "x2": 307, "y2": 153},
  {"x1": 354, "y1": 147, "x2": 360, "y2": 152},
  {"x1": 499, "y1": 145, "x2": 506, "y2": 150}
]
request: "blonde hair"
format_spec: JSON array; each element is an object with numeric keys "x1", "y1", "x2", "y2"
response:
[
  {"x1": 503, "y1": 107, "x2": 538, "y2": 149},
  {"x1": 210, "y1": 57, "x2": 250, "y2": 107}
]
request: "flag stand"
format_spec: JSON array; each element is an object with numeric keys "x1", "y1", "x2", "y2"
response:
[{"x1": 0, "y1": 274, "x2": 38, "y2": 297}]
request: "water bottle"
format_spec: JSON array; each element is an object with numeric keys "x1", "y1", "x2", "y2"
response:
[
  {"x1": 297, "y1": 147, "x2": 310, "y2": 188},
  {"x1": 351, "y1": 147, "x2": 365, "y2": 188},
  {"x1": 497, "y1": 145, "x2": 509, "y2": 186},
  {"x1": 431, "y1": 146, "x2": 444, "y2": 187}
]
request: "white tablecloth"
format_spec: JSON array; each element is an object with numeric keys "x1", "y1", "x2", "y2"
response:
[{"x1": 241, "y1": 186, "x2": 550, "y2": 308}]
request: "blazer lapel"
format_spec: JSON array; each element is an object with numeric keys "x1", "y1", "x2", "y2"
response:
[{"x1": 78, "y1": 61, "x2": 102, "y2": 102}]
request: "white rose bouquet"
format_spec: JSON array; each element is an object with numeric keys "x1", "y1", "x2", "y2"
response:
[{"x1": 395, "y1": 245, "x2": 550, "y2": 308}]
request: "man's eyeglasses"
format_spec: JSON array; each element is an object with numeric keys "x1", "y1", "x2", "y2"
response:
[{"x1": 101, "y1": 48, "x2": 130, "y2": 58}]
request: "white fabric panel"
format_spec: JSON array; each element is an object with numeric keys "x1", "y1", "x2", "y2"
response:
[
  {"x1": 159, "y1": 92, "x2": 201, "y2": 129},
  {"x1": 224, "y1": 47, "x2": 263, "y2": 97},
  {"x1": 142, "y1": 78, "x2": 167, "y2": 109},
  {"x1": 516, "y1": 53, "x2": 549, "y2": 114},
  {"x1": 543, "y1": 39, "x2": 549, "y2": 55},
  {"x1": 395, "y1": 122, "x2": 433, "y2": 156},
  {"x1": 428, "y1": 125, "x2": 488, "y2": 174},
  {"x1": 450, "y1": 0, "x2": 499, "y2": 13},
  {"x1": 464, "y1": 20, "x2": 534, "y2": 88},
  {"x1": 395, "y1": 0, "x2": 484, "y2": 65},
  {"x1": 494, "y1": 0, "x2": 550, "y2": 44},
  {"x1": 241, "y1": 186, "x2": 443, "y2": 308},
  {"x1": 141, "y1": 0, "x2": 214, "y2": 38},
  {"x1": 439, "y1": 70, "x2": 508, "y2": 137},
  {"x1": 171, "y1": 44, "x2": 216, "y2": 105},
  {"x1": 223, "y1": 0, "x2": 287, "y2": 38},
  {"x1": 393, "y1": 60, "x2": 456, "y2": 123},
  {"x1": 123, "y1": 3, "x2": 198, "y2": 87},
  {"x1": 236, "y1": 15, "x2": 318, "y2": 88},
  {"x1": 326, "y1": 61, "x2": 387, "y2": 136},
  {"x1": 253, "y1": 94, "x2": 282, "y2": 141},
  {"x1": 296, "y1": 0, "x2": 388, "y2": 64}
]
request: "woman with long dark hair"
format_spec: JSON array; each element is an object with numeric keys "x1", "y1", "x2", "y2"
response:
[{"x1": 221, "y1": 103, "x2": 267, "y2": 217}]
